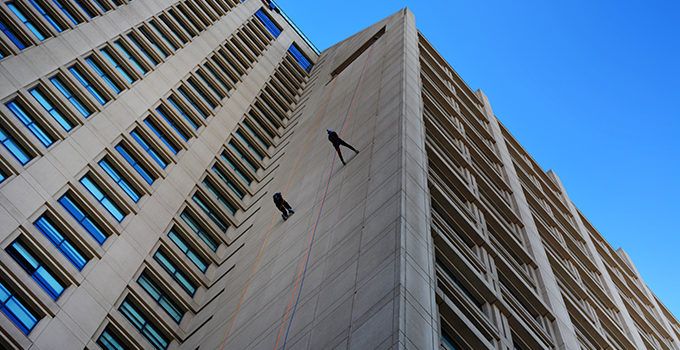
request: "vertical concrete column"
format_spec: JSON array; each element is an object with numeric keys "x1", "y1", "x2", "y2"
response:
[
  {"x1": 547, "y1": 171, "x2": 666, "y2": 349},
  {"x1": 477, "y1": 91, "x2": 580, "y2": 350}
]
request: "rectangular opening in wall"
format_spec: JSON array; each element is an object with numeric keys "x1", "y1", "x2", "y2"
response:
[
  {"x1": 288, "y1": 43, "x2": 312, "y2": 72},
  {"x1": 255, "y1": 8, "x2": 281, "y2": 38},
  {"x1": 330, "y1": 26, "x2": 385, "y2": 77}
]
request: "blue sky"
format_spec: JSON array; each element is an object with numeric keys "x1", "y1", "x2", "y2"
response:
[{"x1": 275, "y1": 0, "x2": 680, "y2": 316}]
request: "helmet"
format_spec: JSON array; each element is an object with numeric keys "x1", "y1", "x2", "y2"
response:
[{"x1": 326, "y1": 129, "x2": 332, "y2": 134}]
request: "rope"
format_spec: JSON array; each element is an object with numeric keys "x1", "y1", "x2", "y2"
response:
[
  {"x1": 274, "y1": 42, "x2": 377, "y2": 350},
  {"x1": 217, "y1": 67, "x2": 340, "y2": 350}
]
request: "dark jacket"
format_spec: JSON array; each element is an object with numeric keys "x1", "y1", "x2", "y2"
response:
[
  {"x1": 273, "y1": 192, "x2": 283, "y2": 206},
  {"x1": 328, "y1": 131, "x2": 341, "y2": 146}
]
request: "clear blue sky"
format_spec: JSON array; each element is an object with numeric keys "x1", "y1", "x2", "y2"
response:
[{"x1": 275, "y1": 0, "x2": 680, "y2": 316}]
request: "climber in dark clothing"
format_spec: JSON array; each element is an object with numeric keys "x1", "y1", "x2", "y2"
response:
[
  {"x1": 327, "y1": 129, "x2": 359, "y2": 165},
  {"x1": 273, "y1": 192, "x2": 294, "y2": 220}
]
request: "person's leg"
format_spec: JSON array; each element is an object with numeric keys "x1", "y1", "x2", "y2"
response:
[
  {"x1": 334, "y1": 145, "x2": 346, "y2": 165},
  {"x1": 339, "y1": 139, "x2": 359, "y2": 153},
  {"x1": 283, "y1": 201, "x2": 294, "y2": 214}
]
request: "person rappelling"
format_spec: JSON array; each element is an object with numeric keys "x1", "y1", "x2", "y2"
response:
[
  {"x1": 273, "y1": 192, "x2": 294, "y2": 220},
  {"x1": 326, "y1": 129, "x2": 359, "y2": 165}
]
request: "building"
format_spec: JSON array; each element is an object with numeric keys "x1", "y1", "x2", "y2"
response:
[{"x1": 0, "y1": 2, "x2": 677, "y2": 349}]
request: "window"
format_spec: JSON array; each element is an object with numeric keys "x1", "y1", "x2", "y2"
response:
[
  {"x1": 30, "y1": 87, "x2": 74, "y2": 131},
  {"x1": 228, "y1": 141, "x2": 258, "y2": 172},
  {"x1": 153, "y1": 250, "x2": 196, "y2": 296},
  {"x1": 180, "y1": 211, "x2": 218, "y2": 252},
  {"x1": 204, "y1": 62, "x2": 232, "y2": 92},
  {"x1": 6, "y1": 1, "x2": 47, "y2": 41},
  {"x1": 168, "y1": 230, "x2": 207, "y2": 272},
  {"x1": 0, "y1": 126, "x2": 32, "y2": 165},
  {"x1": 0, "y1": 279, "x2": 39, "y2": 334},
  {"x1": 89, "y1": 0, "x2": 109, "y2": 13},
  {"x1": 130, "y1": 130, "x2": 167, "y2": 169},
  {"x1": 0, "y1": 14, "x2": 28, "y2": 49},
  {"x1": 178, "y1": 86, "x2": 209, "y2": 118},
  {"x1": 167, "y1": 95, "x2": 199, "y2": 130},
  {"x1": 114, "y1": 40, "x2": 148, "y2": 75},
  {"x1": 80, "y1": 175, "x2": 126, "y2": 222},
  {"x1": 99, "y1": 158, "x2": 141, "y2": 202},
  {"x1": 0, "y1": 168, "x2": 6, "y2": 183},
  {"x1": 196, "y1": 69, "x2": 225, "y2": 99},
  {"x1": 139, "y1": 26, "x2": 170, "y2": 58},
  {"x1": 49, "y1": 76, "x2": 92, "y2": 118},
  {"x1": 288, "y1": 43, "x2": 312, "y2": 72},
  {"x1": 126, "y1": 33, "x2": 158, "y2": 66},
  {"x1": 249, "y1": 110, "x2": 275, "y2": 138},
  {"x1": 155, "y1": 105, "x2": 189, "y2": 141},
  {"x1": 69, "y1": 65, "x2": 109, "y2": 105},
  {"x1": 149, "y1": 20, "x2": 179, "y2": 51},
  {"x1": 221, "y1": 151, "x2": 251, "y2": 185},
  {"x1": 235, "y1": 130, "x2": 264, "y2": 159},
  {"x1": 119, "y1": 299, "x2": 169, "y2": 350},
  {"x1": 254, "y1": 9, "x2": 281, "y2": 38},
  {"x1": 100, "y1": 47, "x2": 136, "y2": 84},
  {"x1": 115, "y1": 144, "x2": 155, "y2": 185},
  {"x1": 144, "y1": 118, "x2": 179, "y2": 154},
  {"x1": 5, "y1": 100, "x2": 54, "y2": 147},
  {"x1": 138, "y1": 273, "x2": 184, "y2": 323},
  {"x1": 97, "y1": 326, "x2": 126, "y2": 350},
  {"x1": 71, "y1": 0, "x2": 95, "y2": 18},
  {"x1": 243, "y1": 119, "x2": 269, "y2": 148},
  {"x1": 52, "y1": 0, "x2": 80, "y2": 25},
  {"x1": 193, "y1": 193, "x2": 228, "y2": 232},
  {"x1": 212, "y1": 164, "x2": 244, "y2": 199},
  {"x1": 202, "y1": 178, "x2": 236, "y2": 215},
  {"x1": 187, "y1": 77, "x2": 217, "y2": 109},
  {"x1": 58, "y1": 193, "x2": 108, "y2": 244},
  {"x1": 7, "y1": 239, "x2": 66, "y2": 300},
  {"x1": 34, "y1": 215, "x2": 88, "y2": 270},
  {"x1": 168, "y1": 8, "x2": 196, "y2": 38},
  {"x1": 28, "y1": 0, "x2": 64, "y2": 32},
  {"x1": 158, "y1": 13, "x2": 188, "y2": 44},
  {"x1": 441, "y1": 331, "x2": 461, "y2": 350},
  {"x1": 85, "y1": 56, "x2": 122, "y2": 94}
]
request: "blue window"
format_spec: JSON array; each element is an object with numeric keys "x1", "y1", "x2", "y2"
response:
[
  {"x1": 130, "y1": 130, "x2": 167, "y2": 169},
  {"x1": 100, "y1": 47, "x2": 136, "y2": 84},
  {"x1": 254, "y1": 9, "x2": 281, "y2": 38},
  {"x1": 119, "y1": 299, "x2": 169, "y2": 350},
  {"x1": 150, "y1": 20, "x2": 178, "y2": 51},
  {"x1": 52, "y1": 0, "x2": 80, "y2": 25},
  {"x1": 137, "y1": 273, "x2": 184, "y2": 323},
  {"x1": 72, "y1": 0, "x2": 95, "y2": 18},
  {"x1": 180, "y1": 211, "x2": 218, "y2": 252},
  {"x1": 6, "y1": 1, "x2": 47, "y2": 41},
  {"x1": 58, "y1": 193, "x2": 108, "y2": 244},
  {"x1": 68, "y1": 65, "x2": 109, "y2": 105},
  {"x1": 0, "y1": 126, "x2": 32, "y2": 165},
  {"x1": 89, "y1": 0, "x2": 109, "y2": 13},
  {"x1": 34, "y1": 215, "x2": 88, "y2": 270},
  {"x1": 28, "y1": 0, "x2": 63, "y2": 32},
  {"x1": 126, "y1": 33, "x2": 158, "y2": 66},
  {"x1": 0, "y1": 13, "x2": 28, "y2": 49},
  {"x1": 6, "y1": 240, "x2": 65, "y2": 300},
  {"x1": 144, "y1": 118, "x2": 178, "y2": 155},
  {"x1": 99, "y1": 158, "x2": 141, "y2": 202},
  {"x1": 155, "y1": 105, "x2": 189, "y2": 141},
  {"x1": 168, "y1": 230, "x2": 208, "y2": 273},
  {"x1": 139, "y1": 26, "x2": 169, "y2": 58},
  {"x1": 115, "y1": 144, "x2": 155, "y2": 185},
  {"x1": 178, "y1": 86, "x2": 208, "y2": 118},
  {"x1": 192, "y1": 193, "x2": 228, "y2": 232},
  {"x1": 5, "y1": 100, "x2": 53, "y2": 147},
  {"x1": 0, "y1": 279, "x2": 39, "y2": 334},
  {"x1": 221, "y1": 151, "x2": 251, "y2": 185},
  {"x1": 153, "y1": 250, "x2": 196, "y2": 296},
  {"x1": 30, "y1": 88, "x2": 74, "y2": 131},
  {"x1": 167, "y1": 96, "x2": 199, "y2": 130},
  {"x1": 228, "y1": 141, "x2": 258, "y2": 172},
  {"x1": 187, "y1": 78, "x2": 216, "y2": 109},
  {"x1": 114, "y1": 40, "x2": 148, "y2": 75},
  {"x1": 243, "y1": 120, "x2": 269, "y2": 148},
  {"x1": 288, "y1": 43, "x2": 312, "y2": 72},
  {"x1": 50, "y1": 76, "x2": 92, "y2": 118},
  {"x1": 236, "y1": 130, "x2": 264, "y2": 160},
  {"x1": 202, "y1": 179, "x2": 236, "y2": 215},
  {"x1": 85, "y1": 57, "x2": 122, "y2": 94},
  {"x1": 0, "y1": 168, "x2": 6, "y2": 183},
  {"x1": 212, "y1": 165, "x2": 244, "y2": 199},
  {"x1": 80, "y1": 175, "x2": 126, "y2": 222},
  {"x1": 97, "y1": 326, "x2": 126, "y2": 350}
]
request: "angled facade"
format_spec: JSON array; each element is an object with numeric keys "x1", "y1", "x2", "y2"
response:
[{"x1": 0, "y1": 3, "x2": 677, "y2": 350}]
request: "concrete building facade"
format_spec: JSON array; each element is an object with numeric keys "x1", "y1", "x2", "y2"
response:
[{"x1": 0, "y1": 2, "x2": 677, "y2": 349}]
